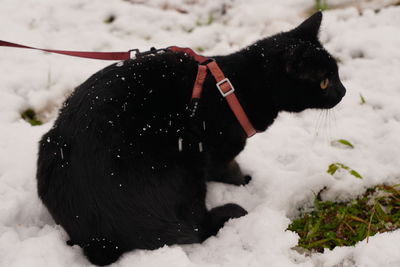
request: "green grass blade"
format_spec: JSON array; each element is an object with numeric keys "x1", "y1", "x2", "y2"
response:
[
  {"x1": 327, "y1": 163, "x2": 339, "y2": 175},
  {"x1": 337, "y1": 139, "x2": 354, "y2": 148},
  {"x1": 350, "y1": 170, "x2": 363, "y2": 179},
  {"x1": 360, "y1": 93, "x2": 366, "y2": 104}
]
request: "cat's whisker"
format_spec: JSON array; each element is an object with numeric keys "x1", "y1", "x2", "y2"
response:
[
  {"x1": 328, "y1": 109, "x2": 338, "y2": 142},
  {"x1": 321, "y1": 109, "x2": 328, "y2": 143},
  {"x1": 331, "y1": 108, "x2": 338, "y2": 129},
  {"x1": 314, "y1": 109, "x2": 325, "y2": 137},
  {"x1": 313, "y1": 111, "x2": 319, "y2": 136},
  {"x1": 319, "y1": 109, "x2": 326, "y2": 138},
  {"x1": 326, "y1": 109, "x2": 333, "y2": 143},
  {"x1": 318, "y1": 109, "x2": 332, "y2": 144}
]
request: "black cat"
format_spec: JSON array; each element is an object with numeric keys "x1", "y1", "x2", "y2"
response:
[{"x1": 37, "y1": 12, "x2": 345, "y2": 266}]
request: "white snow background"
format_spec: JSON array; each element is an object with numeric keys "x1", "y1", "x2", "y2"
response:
[{"x1": 1, "y1": 0, "x2": 400, "y2": 266}]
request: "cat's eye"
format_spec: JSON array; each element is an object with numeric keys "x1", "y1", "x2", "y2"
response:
[{"x1": 320, "y1": 78, "x2": 329, "y2": 90}]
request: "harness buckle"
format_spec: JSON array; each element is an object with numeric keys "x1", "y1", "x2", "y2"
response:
[
  {"x1": 129, "y1": 49, "x2": 140, "y2": 59},
  {"x1": 216, "y1": 78, "x2": 235, "y2": 97}
]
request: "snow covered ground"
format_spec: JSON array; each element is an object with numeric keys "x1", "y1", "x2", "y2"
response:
[{"x1": 1, "y1": 0, "x2": 400, "y2": 266}]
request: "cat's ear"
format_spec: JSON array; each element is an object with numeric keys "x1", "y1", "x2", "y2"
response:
[{"x1": 291, "y1": 12, "x2": 322, "y2": 40}]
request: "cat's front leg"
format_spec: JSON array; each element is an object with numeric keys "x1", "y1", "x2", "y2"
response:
[{"x1": 207, "y1": 160, "x2": 251, "y2": 185}]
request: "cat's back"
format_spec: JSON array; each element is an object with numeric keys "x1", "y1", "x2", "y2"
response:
[{"x1": 56, "y1": 51, "x2": 198, "y2": 131}]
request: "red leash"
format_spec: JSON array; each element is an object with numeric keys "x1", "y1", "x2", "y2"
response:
[
  {"x1": 0, "y1": 40, "x2": 133, "y2": 60},
  {"x1": 0, "y1": 40, "x2": 256, "y2": 137}
]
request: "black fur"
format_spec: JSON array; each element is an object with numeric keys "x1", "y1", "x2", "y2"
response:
[{"x1": 37, "y1": 12, "x2": 345, "y2": 266}]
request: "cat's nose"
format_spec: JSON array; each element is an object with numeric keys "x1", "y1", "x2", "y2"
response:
[
  {"x1": 335, "y1": 81, "x2": 346, "y2": 98},
  {"x1": 339, "y1": 86, "x2": 346, "y2": 98}
]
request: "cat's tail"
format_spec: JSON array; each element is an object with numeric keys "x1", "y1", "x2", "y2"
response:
[{"x1": 82, "y1": 238, "x2": 124, "y2": 266}]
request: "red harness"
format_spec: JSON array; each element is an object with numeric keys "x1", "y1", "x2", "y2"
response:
[
  {"x1": 0, "y1": 40, "x2": 256, "y2": 137},
  {"x1": 168, "y1": 46, "x2": 256, "y2": 137}
]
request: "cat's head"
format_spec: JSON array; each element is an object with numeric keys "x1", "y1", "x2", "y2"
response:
[{"x1": 261, "y1": 12, "x2": 346, "y2": 112}]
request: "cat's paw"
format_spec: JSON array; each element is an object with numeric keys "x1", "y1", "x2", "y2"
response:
[
  {"x1": 203, "y1": 203, "x2": 247, "y2": 239},
  {"x1": 209, "y1": 203, "x2": 248, "y2": 223},
  {"x1": 243, "y1": 175, "x2": 252, "y2": 185},
  {"x1": 83, "y1": 238, "x2": 122, "y2": 266},
  {"x1": 224, "y1": 203, "x2": 248, "y2": 219},
  {"x1": 66, "y1": 240, "x2": 76, "y2": 246}
]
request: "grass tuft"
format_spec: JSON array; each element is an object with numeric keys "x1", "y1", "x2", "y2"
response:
[
  {"x1": 315, "y1": 0, "x2": 329, "y2": 11},
  {"x1": 288, "y1": 184, "x2": 400, "y2": 252},
  {"x1": 21, "y1": 108, "x2": 42, "y2": 126},
  {"x1": 327, "y1": 163, "x2": 362, "y2": 179},
  {"x1": 104, "y1": 14, "x2": 116, "y2": 24},
  {"x1": 196, "y1": 13, "x2": 215, "y2": 27},
  {"x1": 360, "y1": 94, "x2": 366, "y2": 105},
  {"x1": 195, "y1": 46, "x2": 205, "y2": 53}
]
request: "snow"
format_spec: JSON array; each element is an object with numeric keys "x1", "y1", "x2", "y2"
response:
[{"x1": 1, "y1": 0, "x2": 400, "y2": 266}]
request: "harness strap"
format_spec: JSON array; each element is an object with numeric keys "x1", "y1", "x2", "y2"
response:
[
  {"x1": 169, "y1": 46, "x2": 256, "y2": 137},
  {"x1": 168, "y1": 46, "x2": 208, "y2": 64},
  {"x1": 206, "y1": 61, "x2": 257, "y2": 137},
  {"x1": 191, "y1": 65, "x2": 208, "y2": 99}
]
